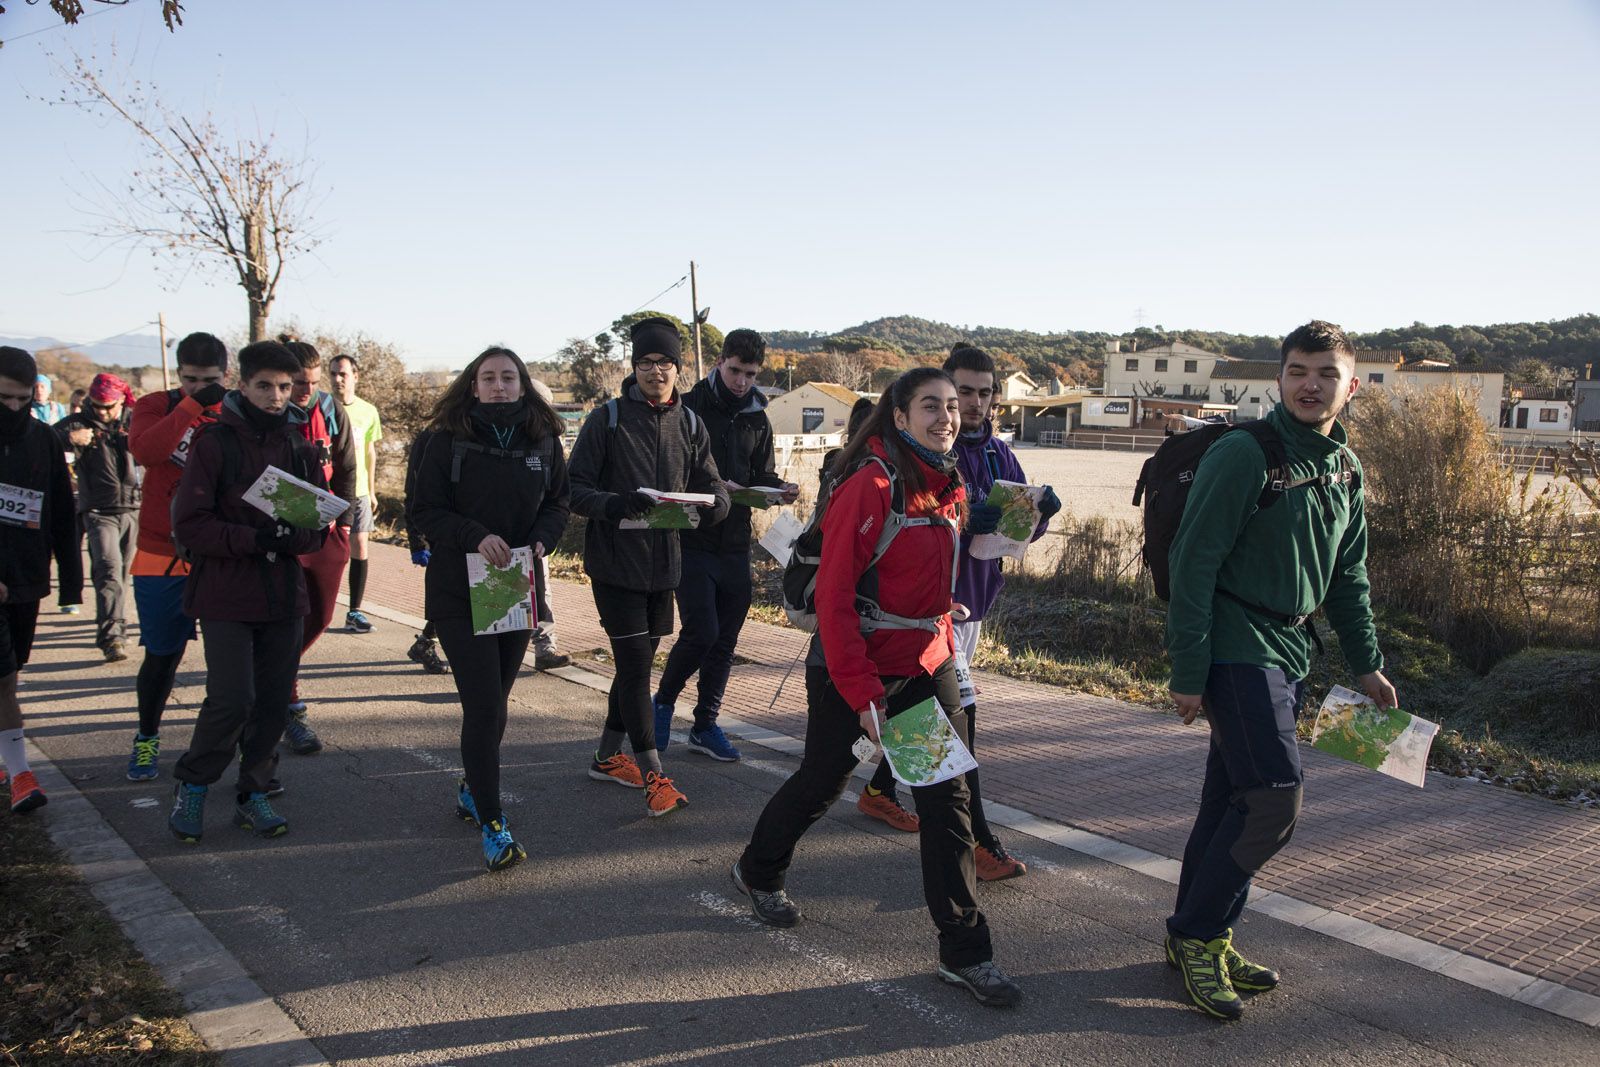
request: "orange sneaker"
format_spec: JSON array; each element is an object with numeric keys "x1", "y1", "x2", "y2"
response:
[
  {"x1": 857, "y1": 789, "x2": 919, "y2": 832},
  {"x1": 644, "y1": 771, "x2": 687, "y2": 818},
  {"x1": 10, "y1": 770, "x2": 48, "y2": 814},
  {"x1": 588, "y1": 752, "x2": 644, "y2": 789},
  {"x1": 975, "y1": 842, "x2": 1027, "y2": 881}
]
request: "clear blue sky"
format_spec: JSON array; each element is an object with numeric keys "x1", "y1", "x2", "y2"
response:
[{"x1": 3, "y1": 0, "x2": 1597, "y2": 367}]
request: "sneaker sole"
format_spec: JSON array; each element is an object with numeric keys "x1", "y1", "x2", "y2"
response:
[
  {"x1": 731, "y1": 863, "x2": 802, "y2": 927},
  {"x1": 976, "y1": 863, "x2": 1026, "y2": 882},
  {"x1": 936, "y1": 965, "x2": 1023, "y2": 1008},
  {"x1": 860, "y1": 808, "x2": 920, "y2": 833},
  {"x1": 686, "y1": 740, "x2": 741, "y2": 762},
  {"x1": 485, "y1": 846, "x2": 526, "y2": 872},
  {"x1": 288, "y1": 741, "x2": 323, "y2": 755},
  {"x1": 234, "y1": 814, "x2": 289, "y2": 838},
  {"x1": 588, "y1": 767, "x2": 644, "y2": 789},
  {"x1": 1165, "y1": 936, "x2": 1276, "y2": 992},
  {"x1": 169, "y1": 827, "x2": 202, "y2": 844},
  {"x1": 11, "y1": 792, "x2": 48, "y2": 814},
  {"x1": 126, "y1": 769, "x2": 160, "y2": 782},
  {"x1": 646, "y1": 797, "x2": 688, "y2": 818}
]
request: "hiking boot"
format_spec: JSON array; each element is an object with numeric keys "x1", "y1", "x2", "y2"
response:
[
  {"x1": 731, "y1": 860, "x2": 802, "y2": 927},
  {"x1": 937, "y1": 960, "x2": 1024, "y2": 1008},
  {"x1": 858, "y1": 789, "x2": 919, "y2": 832},
  {"x1": 234, "y1": 793, "x2": 289, "y2": 838},
  {"x1": 456, "y1": 778, "x2": 481, "y2": 827},
  {"x1": 653, "y1": 699, "x2": 674, "y2": 751},
  {"x1": 126, "y1": 733, "x2": 161, "y2": 781},
  {"x1": 644, "y1": 771, "x2": 687, "y2": 818},
  {"x1": 481, "y1": 818, "x2": 526, "y2": 871},
  {"x1": 589, "y1": 752, "x2": 644, "y2": 789},
  {"x1": 1169, "y1": 928, "x2": 1281, "y2": 992},
  {"x1": 104, "y1": 641, "x2": 129, "y2": 663},
  {"x1": 345, "y1": 610, "x2": 374, "y2": 634},
  {"x1": 975, "y1": 840, "x2": 1027, "y2": 882},
  {"x1": 408, "y1": 634, "x2": 450, "y2": 674},
  {"x1": 687, "y1": 722, "x2": 741, "y2": 762},
  {"x1": 1169, "y1": 931, "x2": 1245, "y2": 1020},
  {"x1": 533, "y1": 647, "x2": 571, "y2": 671},
  {"x1": 9, "y1": 770, "x2": 47, "y2": 814},
  {"x1": 284, "y1": 707, "x2": 323, "y2": 754},
  {"x1": 168, "y1": 782, "x2": 206, "y2": 842}
]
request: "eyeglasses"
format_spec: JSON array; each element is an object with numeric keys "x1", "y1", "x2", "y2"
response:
[{"x1": 634, "y1": 359, "x2": 676, "y2": 373}]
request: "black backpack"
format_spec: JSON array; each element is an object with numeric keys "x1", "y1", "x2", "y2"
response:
[
  {"x1": 781, "y1": 454, "x2": 958, "y2": 635},
  {"x1": 170, "y1": 423, "x2": 316, "y2": 566},
  {"x1": 1133, "y1": 419, "x2": 1357, "y2": 621}
]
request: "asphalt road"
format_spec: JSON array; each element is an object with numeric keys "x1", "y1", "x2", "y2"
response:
[{"x1": 21, "y1": 611, "x2": 1600, "y2": 1066}]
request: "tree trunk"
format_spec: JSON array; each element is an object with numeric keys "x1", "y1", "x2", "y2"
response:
[{"x1": 248, "y1": 299, "x2": 268, "y2": 344}]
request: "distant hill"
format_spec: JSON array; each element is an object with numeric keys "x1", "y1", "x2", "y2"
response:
[
  {"x1": 0, "y1": 333, "x2": 165, "y2": 367},
  {"x1": 762, "y1": 314, "x2": 1600, "y2": 386}
]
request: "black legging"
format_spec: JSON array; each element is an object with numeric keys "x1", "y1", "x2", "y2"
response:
[
  {"x1": 136, "y1": 650, "x2": 184, "y2": 736},
  {"x1": 434, "y1": 618, "x2": 531, "y2": 826},
  {"x1": 963, "y1": 702, "x2": 995, "y2": 848},
  {"x1": 604, "y1": 633, "x2": 662, "y2": 755}
]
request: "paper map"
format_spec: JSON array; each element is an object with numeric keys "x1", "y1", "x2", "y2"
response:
[
  {"x1": 758, "y1": 511, "x2": 805, "y2": 566},
  {"x1": 241, "y1": 466, "x2": 348, "y2": 529},
  {"x1": 620, "y1": 489, "x2": 714, "y2": 530},
  {"x1": 1310, "y1": 685, "x2": 1440, "y2": 788},
  {"x1": 467, "y1": 546, "x2": 534, "y2": 636},
  {"x1": 969, "y1": 480, "x2": 1044, "y2": 561},
  {"x1": 875, "y1": 697, "x2": 978, "y2": 787},
  {"x1": 728, "y1": 483, "x2": 786, "y2": 510}
]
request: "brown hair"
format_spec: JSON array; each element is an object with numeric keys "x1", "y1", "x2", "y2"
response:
[
  {"x1": 1280, "y1": 320, "x2": 1356, "y2": 367},
  {"x1": 428, "y1": 346, "x2": 563, "y2": 442},
  {"x1": 830, "y1": 367, "x2": 962, "y2": 512}
]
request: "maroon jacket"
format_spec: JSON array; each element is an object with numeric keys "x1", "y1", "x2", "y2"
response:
[{"x1": 172, "y1": 395, "x2": 328, "y2": 622}]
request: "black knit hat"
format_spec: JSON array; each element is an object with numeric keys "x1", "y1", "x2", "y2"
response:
[{"x1": 630, "y1": 317, "x2": 682, "y2": 365}]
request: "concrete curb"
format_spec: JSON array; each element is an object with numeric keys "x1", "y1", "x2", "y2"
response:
[
  {"x1": 354, "y1": 595, "x2": 1600, "y2": 1028},
  {"x1": 22, "y1": 739, "x2": 329, "y2": 1066}
]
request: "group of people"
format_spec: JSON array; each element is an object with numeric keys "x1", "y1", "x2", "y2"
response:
[{"x1": 0, "y1": 317, "x2": 1394, "y2": 1019}]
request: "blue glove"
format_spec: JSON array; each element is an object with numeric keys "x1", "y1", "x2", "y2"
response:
[
  {"x1": 967, "y1": 501, "x2": 1002, "y2": 535},
  {"x1": 1038, "y1": 486, "x2": 1062, "y2": 523},
  {"x1": 411, "y1": 549, "x2": 431, "y2": 567}
]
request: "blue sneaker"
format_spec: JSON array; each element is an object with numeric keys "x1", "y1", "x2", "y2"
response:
[
  {"x1": 481, "y1": 817, "x2": 525, "y2": 871},
  {"x1": 234, "y1": 792, "x2": 289, "y2": 838},
  {"x1": 687, "y1": 722, "x2": 741, "y2": 762},
  {"x1": 168, "y1": 782, "x2": 206, "y2": 843},
  {"x1": 456, "y1": 778, "x2": 481, "y2": 826},
  {"x1": 345, "y1": 610, "x2": 374, "y2": 634},
  {"x1": 653, "y1": 698, "x2": 674, "y2": 752},
  {"x1": 127, "y1": 733, "x2": 160, "y2": 781},
  {"x1": 284, "y1": 707, "x2": 322, "y2": 754}
]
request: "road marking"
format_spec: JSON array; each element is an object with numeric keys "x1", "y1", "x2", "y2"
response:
[
  {"x1": 692, "y1": 891, "x2": 963, "y2": 1029},
  {"x1": 130, "y1": 796, "x2": 159, "y2": 809},
  {"x1": 399, "y1": 745, "x2": 523, "y2": 805}
]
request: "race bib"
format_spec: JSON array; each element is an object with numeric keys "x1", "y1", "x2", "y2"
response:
[
  {"x1": 954, "y1": 646, "x2": 977, "y2": 708},
  {"x1": 170, "y1": 424, "x2": 198, "y2": 468},
  {"x1": 0, "y1": 481, "x2": 44, "y2": 529}
]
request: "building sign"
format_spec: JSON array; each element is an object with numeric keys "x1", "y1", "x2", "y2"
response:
[
  {"x1": 802, "y1": 407, "x2": 825, "y2": 432},
  {"x1": 1103, "y1": 400, "x2": 1130, "y2": 414}
]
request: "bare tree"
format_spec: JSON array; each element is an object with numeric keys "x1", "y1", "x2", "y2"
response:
[
  {"x1": 7, "y1": 1, "x2": 184, "y2": 33},
  {"x1": 814, "y1": 347, "x2": 871, "y2": 392},
  {"x1": 50, "y1": 51, "x2": 321, "y2": 342}
]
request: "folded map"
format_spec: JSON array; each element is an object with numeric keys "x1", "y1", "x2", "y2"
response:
[
  {"x1": 467, "y1": 547, "x2": 534, "y2": 636},
  {"x1": 1310, "y1": 685, "x2": 1440, "y2": 789},
  {"x1": 620, "y1": 489, "x2": 715, "y2": 530},
  {"x1": 241, "y1": 466, "x2": 349, "y2": 529},
  {"x1": 969, "y1": 480, "x2": 1045, "y2": 562}
]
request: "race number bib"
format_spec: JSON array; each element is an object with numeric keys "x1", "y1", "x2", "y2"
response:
[
  {"x1": 953, "y1": 645, "x2": 977, "y2": 708},
  {"x1": 0, "y1": 481, "x2": 44, "y2": 529},
  {"x1": 170, "y1": 424, "x2": 198, "y2": 468}
]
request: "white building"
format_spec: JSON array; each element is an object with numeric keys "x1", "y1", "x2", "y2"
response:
[
  {"x1": 1506, "y1": 389, "x2": 1573, "y2": 432},
  {"x1": 1102, "y1": 341, "x2": 1230, "y2": 400},
  {"x1": 1209, "y1": 360, "x2": 1280, "y2": 421}
]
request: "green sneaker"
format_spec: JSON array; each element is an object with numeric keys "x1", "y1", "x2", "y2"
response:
[
  {"x1": 1166, "y1": 928, "x2": 1280, "y2": 992},
  {"x1": 1169, "y1": 931, "x2": 1244, "y2": 1021}
]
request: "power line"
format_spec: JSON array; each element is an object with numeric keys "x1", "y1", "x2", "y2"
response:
[
  {"x1": 0, "y1": 0, "x2": 132, "y2": 45},
  {"x1": 542, "y1": 274, "x2": 688, "y2": 360}
]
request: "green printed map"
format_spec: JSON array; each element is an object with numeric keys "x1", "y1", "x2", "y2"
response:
[
  {"x1": 731, "y1": 488, "x2": 777, "y2": 510},
  {"x1": 468, "y1": 548, "x2": 534, "y2": 635},
  {"x1": 262, "y1": 478, "x2": 325, "y2": 529},
  {"x1": 988, "y1": 482, "x2": 1040, "y2": 542},
  {"x1": 879, "y1": 697, "x2": 977, "y2": 787},
  {"x1": 1310, "y1": 685, "x2": 1440, "y2": 788}
]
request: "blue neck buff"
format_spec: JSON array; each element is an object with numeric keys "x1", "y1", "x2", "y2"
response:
[{"x1": 897, "y1": 428, "x2": 956, "y2": 471}]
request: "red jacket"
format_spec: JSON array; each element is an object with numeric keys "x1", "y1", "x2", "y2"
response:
[
  {"x1": 816, "y1": 437, "x2": 963, "y2": 713},
  {"x1": 129, "y1": 389, "x2": 221, "y2": 556}
]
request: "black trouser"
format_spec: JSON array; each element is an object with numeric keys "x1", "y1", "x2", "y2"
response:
[
  {"x1": 174, "y1": 617, "x2": 303, "y2": 795},
  {"x1": 435, "y1": 617, "x2": 532, "y2": 827},
  {"x1": 739, "y1": 658, "x2": 993, "y2": 969},
  {"x1": 656, "y1": 547, "x2": 752, "y2": 729},
  {"x1": 592, "y1": 583, "x2": 673, "y2": 757}
]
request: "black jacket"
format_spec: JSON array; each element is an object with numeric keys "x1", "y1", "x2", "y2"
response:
[
  {"x1": 567, "y1": 377, "x2": 731, "y2": 592},
  {"x1": 680, "y1": 374, "x2": 780, "y2": 554},
  {"x1": 411, "y1": 421, "x2": 571, "y2": 621},
  {"x1": 56, "y1": 408, "x2": 140, "y2": 513},
  {"x1": 0, "y1": 415, "x2": 82, "y2": 604},
  {"x1": 403, "y1": 428, "x2": 432, "y2": 552}
]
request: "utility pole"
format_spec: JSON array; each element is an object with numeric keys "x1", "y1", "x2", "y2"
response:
[
  {"x1": 157, "y1": 312, "x2": 170, "y2": 390},
  {"x1": 689, "y1": 260, "x2": 704, "y2": 380}
]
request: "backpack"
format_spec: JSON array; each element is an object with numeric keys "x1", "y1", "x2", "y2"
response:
[
  {"x1": 603, "y1": 396, "x2": 701, "y2": 460},
  {"x1": 781, "y1": 454, "x2": 959, "y2": 635},
  {"x1": 446, "y1": 436, "x2": 555, "y2": 484},
  {"x1": 169, "y1": 423, "x2": 315, "y2": 566},
  {"x1": 1133, "y1": 418, "x2": 1357, "y2": 632}
]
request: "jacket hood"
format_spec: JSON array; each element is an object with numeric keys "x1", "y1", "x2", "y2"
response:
[
  {"x1": 956, "y1": 419, "x2": 996, "y2": 451},
  {"x1": 621, "y1": 376, "x2": 684, "y2": 408},
  {"x1": 220, "y1": 390, "x2": 309, "y2": 433},
  {"x1": 700, "y1": 371, "x2": 767, "y2": 416}
]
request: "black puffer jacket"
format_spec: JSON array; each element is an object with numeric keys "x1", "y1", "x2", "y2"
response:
[
  {"x1": 55, "y1": 408, "x2": 140, "y2": 513},
  {"x1": 567, "y1": 377, "x2": 731, "y2": 592},
  {"x1": 680, "y1": 374, "x2": 780, "y2": 554},
  {"x1": 410, "y1": 421, "x2": 570, "y2": 621}
]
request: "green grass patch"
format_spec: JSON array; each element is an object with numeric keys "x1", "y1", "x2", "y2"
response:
[{"x1": 0, "y1": 812, "x2": 217, "y2": 1066}]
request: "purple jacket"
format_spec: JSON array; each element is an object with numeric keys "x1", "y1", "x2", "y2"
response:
[{"x1": 954, "y1": 421, "x2": 1048, "y2": 622}]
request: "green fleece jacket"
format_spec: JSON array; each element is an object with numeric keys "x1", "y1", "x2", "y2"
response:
[{"x1": 1165, "y1": 403, "x2": 1383, "y2": 694}]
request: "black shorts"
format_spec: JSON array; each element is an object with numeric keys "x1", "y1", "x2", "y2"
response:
[
  {"x1": 590, "y1": 582, "x2": 674, "y2": 641},
  {"x1": 0, "y1": 600, "x2": 42, "y2": 678}
]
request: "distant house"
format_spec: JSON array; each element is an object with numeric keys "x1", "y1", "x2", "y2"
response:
[
  {"x1": 1576, "y1": 372, "x2": 1600, "y2": 433},
  {"x1": 1210, "y1": 361, "x2": 1280, "y2": 420},
  {"x1": 1506, "y1": 388, "x2": 1573, "y2": 432},
  {"x1": 1000, "y1": 370, "x2": 1037, "y2": 401},
  {"x1": 1102, "y1": 341, "x2": 1229, "y2": 400},
  {"x1": 766, "y1": 381, "x2": 863, "y2": 435}
]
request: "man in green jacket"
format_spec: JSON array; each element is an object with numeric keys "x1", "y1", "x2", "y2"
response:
[{"x1": 1164, "y1": 320, "x2": 1397, "y2": 1021}]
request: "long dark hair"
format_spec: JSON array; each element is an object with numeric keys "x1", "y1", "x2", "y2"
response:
[
  {"x1": 831, "y1": 367, "x2": 960, "y2": 511},
  {"x1": 429, "y1": 346, "x2": 563, "y2": 442}
]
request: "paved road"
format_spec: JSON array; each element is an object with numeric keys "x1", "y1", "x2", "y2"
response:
[{"x1": 21, "y1": 611, "x2": 1600, "y2": 1065}]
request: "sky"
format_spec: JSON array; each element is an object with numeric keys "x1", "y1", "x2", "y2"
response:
[{"x1": 2, "y1": 0, "x2": 1598, "y2": 368}]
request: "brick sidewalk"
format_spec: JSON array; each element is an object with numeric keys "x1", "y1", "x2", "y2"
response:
[{"x1": 363, "y1": 540, "x2": 1600, "y2": 998}]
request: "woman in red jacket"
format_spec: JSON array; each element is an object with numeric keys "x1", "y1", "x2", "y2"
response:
[{"x1": 732, "y1": 367, "x2": 1022, "y2": 1008}]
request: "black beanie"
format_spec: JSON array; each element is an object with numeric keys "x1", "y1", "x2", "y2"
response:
[{"x1": 630, "y1": 318, "x2": 682, "y2": 365}]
